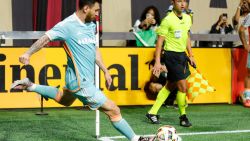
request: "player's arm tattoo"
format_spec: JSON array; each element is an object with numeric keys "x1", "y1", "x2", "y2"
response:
[{"x1": 25, "y1": 35, "x2": 50, "y2": 55}]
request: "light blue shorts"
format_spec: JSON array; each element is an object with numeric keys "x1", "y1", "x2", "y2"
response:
[
  {"x1": 73, "y1": 84, "x2": 107, "y2": 110},
  {"x1": 248, "y1": 52, "x2": 250, "y2": 69}
]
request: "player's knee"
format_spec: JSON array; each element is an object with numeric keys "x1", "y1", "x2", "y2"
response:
[
  {"x1": 111, "y1": 105, "x2": 121, "y2": 116},
  {"x1": 182, "y1": 87, "x2": 187, "y2": 93},
  {"x1": 109, "y1": 105, "x2": 122, "y2": 121},
  {"x1": 178, "y1": 86, "x2": 187, "y2": 93}
]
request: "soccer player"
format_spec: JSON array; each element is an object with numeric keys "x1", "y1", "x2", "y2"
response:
[
  {"x1": 11, "y1": 0, "x2": 152, "y2": 140},
  {"x1": 238, "y1": 1, "x2": 250, "y2": 107},
  {"x1": 146, "y1": 0, "x2": 195, "y2": 127}
]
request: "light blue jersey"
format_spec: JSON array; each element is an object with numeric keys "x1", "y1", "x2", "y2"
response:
[{"x1": 46, "y1": 13, "x2": 97, "y2": 91}]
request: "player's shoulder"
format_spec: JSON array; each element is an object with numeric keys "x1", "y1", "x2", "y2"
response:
[
  {"x1": 242, "y1": 13, "x2": 250, "y2": 26},
  {"x1": 246, "y1": 13, "x2": 250, "y2": 17},
  {"x1": 56, "y1": 14, "x2": 76, "y2": 28},
  {"x1": 244, "y1": 13, "x2": 250, "y2": 21}
]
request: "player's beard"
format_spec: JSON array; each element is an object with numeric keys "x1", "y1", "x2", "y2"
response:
[{"x1": 85, "y1": 13, "x2": 95, "y2": 23}]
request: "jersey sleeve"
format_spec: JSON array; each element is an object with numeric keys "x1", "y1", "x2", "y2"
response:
[
  {"x1": 156, "y1": 18, "x2": 169, "y2": 37},
  {"x1": 242, "y1": 13, "x2": 250, "y2": 27},
  {"x1": 45, "y1": 21, "x2": 68, "y2": 41}
]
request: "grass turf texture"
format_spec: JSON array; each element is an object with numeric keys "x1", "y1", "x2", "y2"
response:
[{"x1": 0, "y1": 104, "x2": 249, "y2": 141}]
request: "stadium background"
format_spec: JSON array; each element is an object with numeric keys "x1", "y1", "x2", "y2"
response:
[
  {"x1": 1, "y1": 1, "x2": 250, "y2": 141},
  {"x1": 0, "y1": 0, "x2": 239, "y2": 46},
  {"x1": 0, "y1": 0, "x2": 244, "y2": 108}
]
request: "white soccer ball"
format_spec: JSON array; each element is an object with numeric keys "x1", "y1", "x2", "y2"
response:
[{"x1": 156, "y1": 125, "x2": 181, "y2": 141}]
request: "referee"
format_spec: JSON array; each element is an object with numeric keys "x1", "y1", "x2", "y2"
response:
[{"x1": 146, "y1": 0, "x2": 196, "y2": 127}]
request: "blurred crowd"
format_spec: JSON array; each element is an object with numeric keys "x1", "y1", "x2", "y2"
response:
[{"x1": 131, "y1": 0, "x2": 249, "y2": 48}]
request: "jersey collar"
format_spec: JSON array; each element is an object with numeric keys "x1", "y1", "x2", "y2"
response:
[
  {"x1": 170, "y1": 11, "x2": 184, "y2": 20},
  {"x1": 73, "y1": 13, "x2": 86, "y2": 27}
]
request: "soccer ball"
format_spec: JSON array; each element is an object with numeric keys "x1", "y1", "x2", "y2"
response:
[
  {"x1": 155, "y1": 125, "x2": 181, "y2": 141},
  {"x1": 240, "y1": 90, "x2": 250, "y2": 107}
]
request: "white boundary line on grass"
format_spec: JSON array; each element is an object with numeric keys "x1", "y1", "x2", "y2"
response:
[{"x1": 98, "y1": 130, "x2": 250, "y2": 141}]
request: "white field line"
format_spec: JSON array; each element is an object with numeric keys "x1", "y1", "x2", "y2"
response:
[{"x1": 98, "y1": 129, "x2": 250, "y2": 141}]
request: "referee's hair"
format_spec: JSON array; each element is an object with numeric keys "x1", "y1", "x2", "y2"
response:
[
  {"x1": 79, "y1": 0, "x2": 102, "y2": 10},
  {"x1": 172, "y1": 0, "x2": 190, "y2": 3}
]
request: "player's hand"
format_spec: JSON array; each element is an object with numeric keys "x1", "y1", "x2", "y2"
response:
[
  {"x1": 19, "y1": 53, "x2": 30, "y2": 65},
  {"x1": 243, "y1": 44, "x2": 250, "y2": 52},
  {"x1": 189, "y1": 56, "x2": 197, "y2": 68},
  {"x1": 152, "y1": 62, "x2": 162, "y2": 76},
  {"x1": 104, "y1": 71, "x2": 112, "y2": 90}
]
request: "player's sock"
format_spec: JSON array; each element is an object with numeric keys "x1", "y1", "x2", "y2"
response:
[
  {"x1": 148, "y1": 87, "x2": 170, "y2": 115},
  {"x1": 177, "y1": 91, "x2": 186, "y2": 115},
  {"x1": 112, "y1": 118, "x2": 136, "y2": 140},
  {"x1": 131, "y1": 135, "x2": 140, "y2": 141},
  {"x1": 28, "y1": 84, "x2": 58, "y2": 99}
]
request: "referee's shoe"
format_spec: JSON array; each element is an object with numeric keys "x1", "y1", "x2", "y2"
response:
[
  {"x1": 146, "y1": 113, "x2": 160, "y2": 124},
  {"x1": 179, "y1": 114, "x2": 192, "y2": 127}
]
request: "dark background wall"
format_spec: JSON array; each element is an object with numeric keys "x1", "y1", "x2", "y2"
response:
[{"x1": 12, "y1": 0, "x2": 33, "y2": 46}]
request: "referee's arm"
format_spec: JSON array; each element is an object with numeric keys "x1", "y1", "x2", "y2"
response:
[
  {"x1": 153, "y1": 35, "x2": 165, "y2": 75},
  {"x1": 186, "y1": 32, "x2": 196, "y2": 67}
]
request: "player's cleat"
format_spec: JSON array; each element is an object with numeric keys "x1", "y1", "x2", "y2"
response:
[
  {"x1": 138, "y1": 136, "x2": 155, "y2": 141},
  {"x1": 11, "y1": 78, "x2": 33, "y2": 90},
  {"x1": 179, "y1": 114, "x2": 192, "y2": 127},
  {"x1": 11, "y1": 78, "x2": 49, "y2": 101},
  {"x1": 146, "y1": 113, "x2": 160, "y2": 124}
]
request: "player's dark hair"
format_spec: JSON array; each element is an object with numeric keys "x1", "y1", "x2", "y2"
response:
[{"x1": 79, "y1": 0, "x2": 102, "y2": 10}]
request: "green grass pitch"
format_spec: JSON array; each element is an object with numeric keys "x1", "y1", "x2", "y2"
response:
[{"x1": 0, "y1": 104, "x2": 249, "y2": 141}]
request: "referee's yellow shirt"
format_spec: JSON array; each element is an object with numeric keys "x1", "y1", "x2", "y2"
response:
[{"x1": 156, "y1": 11, "x2": 192, "y2": 52}]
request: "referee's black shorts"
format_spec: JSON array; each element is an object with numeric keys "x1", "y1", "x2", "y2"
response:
[{"x1": 163, "y1": 51, "x2": 190, "y2": 82}]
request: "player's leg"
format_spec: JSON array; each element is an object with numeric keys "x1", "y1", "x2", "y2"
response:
[
  {"x1": 245, "y1": 68, "x2": 250, "y2": 89},
  {"x1": 101, "y1": 99, "x2": 139, "y2": 141},
  {"x1": 163, "y1": 88, "x2": 178, "y2": 109},
  {"x1": 242, "y1": 54, "x2": 250, "y2": 107},
  {"x1": 245, "y1": 53, "x2": 250, "y2": 90},
  {"x1": 176, "y1": 79, "x2": 192, "y2": 127},
  {"x1": 146, "y1": 82, "x2": 175, "y2": 124},
  {"x1": 100, "y1": 99, "x2": 153, "y2": 141},
  {"x1": 11, "y1": 78, "x2": 76, "y2": 106},
  {"x1": 74, "y1": 85, "x2": 153, "y2": 141},
  {"x1": 11, "y1": 78, "x2": 61, "y2": 102}
]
